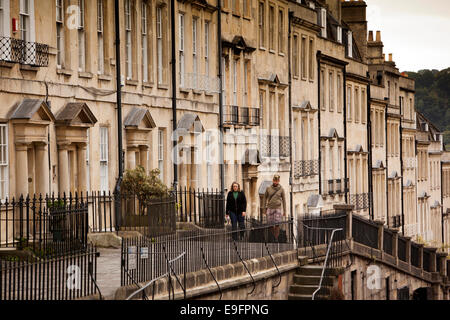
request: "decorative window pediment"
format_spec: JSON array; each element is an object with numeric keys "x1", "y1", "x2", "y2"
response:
[
  {"x1": 124, "y1": 107, "x2": 156, "y2": 130},
  {"x1": 55, "y1": 102, "x2": 97, "y2": 127},
  {"x1": 177, "y1": 113, "x2": 204, "y2": 135},
  {"x1": 9, "y1": 99, "x2": 55, "y2": 122}
]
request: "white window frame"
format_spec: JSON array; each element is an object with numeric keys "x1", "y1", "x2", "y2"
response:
[
  {"x1": 20, "y1": 0, "x2": 30, "y2": 41},
  {"x1": 337, "y1": 26, "x2": 342, "y2": 43},
  {"x1": 192, "y1": 17, "x2": 198, "y2": 87},
  {"x1": 232, "y1": 58, "x2": 237, "y2": 106},
  {"x1": 97, "y1": 0, "x2": 104, "y2": 75},
  {"x1": 347, "y1": 31, "x2": 353, "y2": 58},
  {"x1": 78, "y1": 0, "x2": 86, "y2": 72},
  {"x1": 329, "y1": 71, "x2": 334, "y2": 111},
  {"x1": 158, "y1": 129, "x2": 164, "y2": 181},
  {"x1": 0, "y1": 124, "x2": 8, "y2": 201},
  {"x1": 179, "y1": 13, "x2": 185, "y2": 87},
  {"x1": 320, "y1": 8, "x2": 326, "y2": 38},
  {"x1": 142, "y1": 1, "x2": 149, "y2": 82},
  {"x1": 157, "y1": 6, "x2": 163, "y2": 84},
  {"x1": 204, "y1": 21, "x2": 209, "y2": 78},
  {"x1": 100, "y1": 127, "x2": 109, "y2": 192},
  {"x1": 258, "y1": 2, "x2": 265, "y2": 48},
  {"x1": 56, "y1": 0, "x2": 64, "y2": 68},
  {"x1": 125, "y1": 0, "x2": 132, "y2": 80}
]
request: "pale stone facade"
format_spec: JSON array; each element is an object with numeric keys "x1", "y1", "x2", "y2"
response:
[{"x1": 0, "y1": 0, "x2": 448, "y2": 248}]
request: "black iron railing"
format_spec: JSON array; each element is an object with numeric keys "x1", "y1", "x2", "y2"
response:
[
  {"x1": 352, "y1": 215, "x2": 378, "y2": 249},
  {"x1": 0, "y1": 194, "x2": 88, "y2": 256},
  {"x1": 293, "y1": 160, "x2": 319, "y2": 179},
  {"x1": 174, "y1": 187, "x2": 225, "y2": 229},
  {"x1": 239, "y1": 107, "x2": 250, "y2": 125},
  {"x1": 121, "y1": 220, "x2": 295, "y2": 294},
  {"x1": 223, "y1": 105, "x2": 239, "y2": 125},
  {"x1": 411, "y1": 243, "x2": 420, "y2": 268},
  {"x1": 349, "y1": 193, "x2": 371, "y2": 211},
  {"x1": 423, "y1": 248, "x2": 431, "y2": 272},
  {"x1": 0, "y1": 245, "x2": 99, "y2": 300},
  {"x1": 260, "y1": 135, "x2": 289, "y2": 158},
  {"x1": 383, "y1": 228, "x2": 394, "y2": 256},
  {"x1": 249, "y1": 108, "x2": 260, "y2": 126},
  {"x1": 321, "y1": 178, "x2": 349, "y2": 196},
  {"x1": 397, "y1": 236, "x2": 407, "y2": 262},
  {"x1": 390, "y1": 215, "x2": 403, "y2": 228},
  {"x1": 0, "y1": 36, "x2": 49, "y2": 67}
]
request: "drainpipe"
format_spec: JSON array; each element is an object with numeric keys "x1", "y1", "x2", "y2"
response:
[
  {"x1": 217, "y1": 0, "x2": 224, "y2": 193},
  {"x1": 400, "y1": 102, "x2": 405, "y2": 235},
  {"x1": 343, "y1": 65, "x2": 348, "y2": 204},
  {"x1": 171, "y1": 0, "x2": 178, "y2": 189},
  {"x1": 317, "y1": 51, "x2": 322, "y2": 195},
  {"x1": 385, "y1": 104, "x2": 389, "y2": 227},
  {"x1": 114, "y1": 0, "x2": 124, "y2": 231},
  {"x1": 366, "y1": 74, "x2": 373, "y2": 220},
  {"x1": 441, "y1": 161, "x2": 444, "y2": 245},
  {"x1": 288, "y1": 11, "x2": 293, "y2": 220}
]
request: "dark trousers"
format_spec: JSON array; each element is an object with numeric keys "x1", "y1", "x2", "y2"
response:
[{"x1": 229, "y1": 211, "x2": 245, "y2": 240}]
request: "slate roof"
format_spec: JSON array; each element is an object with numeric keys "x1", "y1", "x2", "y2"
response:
[{"x1": 9, "y1": 99, "x2": 55, "y2": 121}]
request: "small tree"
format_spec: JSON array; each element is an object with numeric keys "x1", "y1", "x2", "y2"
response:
[{"x1": 121, "y1": 166, "x2": 170, "y2": 204}]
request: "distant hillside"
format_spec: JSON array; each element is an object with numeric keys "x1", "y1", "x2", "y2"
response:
[{"x1": 406, "y1": 68, "x2": 450, "y2": 150}]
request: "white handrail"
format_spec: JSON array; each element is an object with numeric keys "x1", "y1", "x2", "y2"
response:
[
  {"x1": 311, "y1": 228, "x2": 343, "y2": 300},
  {"x1": 126, "y1": 251, "x2": 186, "y2": 300}
]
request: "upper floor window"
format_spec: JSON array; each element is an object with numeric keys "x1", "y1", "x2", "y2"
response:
[
  {"x1": 354, "y1": 87, "x2": 360, "y2": 123},
  {"x1": 293, "y1": 34, "x2": 299, "y2": 77},
  {"x1": 347, "y1": 86, "x2": 352, "y2": 121},
  {"x1": 337, "y1": 74, "x2": 342, "y2": 112},
  {"x1": 142, "y1": 1, "x2": 150, "y2": 83},
  {"x1": 347, "y1": 31, "x2": 353, "y2": 58},
  {"x1": 56, "y1": 0, "x2": 64, "y2": 68},
  {"x1": 156, "y1": 6, "x2": 164, "y2": 84},
  {"x1": 301, "y1": 36, "x2": 306, "y2": 79},
  {"x1": 158, "y1": 129, "x2": 165, "y2": 181},
  {"x1": 78, "y1": 0, "x2": 86, "y2": 72},
  {"x1": 20, "y1": 0, "x2": 30, "y2": 41},
  {"x1": 124, "y1": 0, "x2": 133, "y2": 79},
  {"x1": 258, "y1": 2, "x2": 265, "y2": 48},
  {"x1": 278, "y1": 9, "x2": 284, "y2": 54},
  {"x1": 269, "y1": 5, "x2": 275, "y2": 50},
  {"x1": 361, "y1": 89, "x2": 366, "y2": 124},
  {"x1": 192, "y1": 17, "x2": 198, "y2": 79},
  {"x1": 204, "y1": 21, "x2": 209, "y2": 76},
  {"x1": 0, "y1": 0, "x2": 4, "y2": 36},
  {"x1": 178, "y1": 13, "x2": 185, "y2": 86},
  {"x1": 319, "y1": 8, "x2": 326, "y2": 38},
  {"x1": 97, "y1": 0, "x2": 105, "y2": 75},
  {"x1": 308, "y1": 38, "x2": 314, "y2": 81},
  {"x1": 329, "y1": 72, "x2": 334, "y2": 112}
]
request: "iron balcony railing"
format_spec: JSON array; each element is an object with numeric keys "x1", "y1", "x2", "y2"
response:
[
  {"x1": 321, "y1": 178, "x2": 349, "y2": 196},
  {"x1": 349, "y1": 193, "x2": 372, "y2": 211},
  {"x1": 390, "y1": 215, "x2": 403, "y2": 228},
  {"x1": 0, "y1": 36, "x2": 49, "y2": 67},
  {"x1": 260, "y1": 135, "x2": 290, "y2": 158},
  {"x1": 179, "y1": 72, "x2": 220, "y2": 93},
  {"x1": 223, "y1": 105, "x2": 260, "y2": 126},
  {"x1": 293, "y1": 160, "x2": 319, "y2": 178}
]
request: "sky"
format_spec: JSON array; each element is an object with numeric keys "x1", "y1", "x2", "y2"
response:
[{"x1": 364, "y1": 0, "x2": 450, "y2": 72}]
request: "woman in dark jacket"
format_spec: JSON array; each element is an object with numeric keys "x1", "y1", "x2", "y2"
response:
[{"x1": 226, "y1": 182, "x2": 247, "y2": 241}]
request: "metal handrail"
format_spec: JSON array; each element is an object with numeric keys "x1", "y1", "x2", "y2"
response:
[
  {"x1": 311, "y1": 228, "x2": 343, "y2": 300},
  {"x1": 233, "y1": 240, "x2": 256, "y2": 295},
  {"x1": 264, "y1": 242, "x2": 282, "y2": 289},
  {"x1": 200, "y1": 247, "x2": 222, "y2": 300},
  {"x1": 125, "y1": 251, "x2": 186, "y2": 300},
  {"x1": 163, "y1": 246, "x2": 186, "y2": 300}
]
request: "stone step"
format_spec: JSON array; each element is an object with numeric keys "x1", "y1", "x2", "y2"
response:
[
  {"x1": 288, "y1": 293, "x2": 313, "y2": 300},
  {"x1": 293, "y1": 274, "x2": 334, "y2": 286},
  {"x1": 289, "y1": 284, "x2": 331, "y2": 296},
  {"x1": 296, "y1": 265, "x2": 343, "y2": 276}
]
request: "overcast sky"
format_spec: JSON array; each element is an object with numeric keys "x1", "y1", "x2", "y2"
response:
[{"x1": 364, "y1": 0, "x2": 450, "y2": 72}]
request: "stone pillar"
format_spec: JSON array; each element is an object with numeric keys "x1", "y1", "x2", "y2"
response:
[
  {"x1": 127, "y1": 147, "x2": 137, "y2": 170},
  {"x1": 15, "y1": 143, "x2": 30, "y2": 197},
  {"x1": 69, "y1": 149, "x2": 77, "y2": 193},
  {"x1": 375, "y1": 220, "x2": 384, "y2": 252},
  {"x1": 436, "y1": 252, "x2": 447, "y2": 277},
  {"x1": 35, "y1": 142, "x2": 49, "y2": 196},
  {"x1": 77, "y1": 143, "x2": 87, "y2": 193},
  {"x1": 418, "y1": 244, "x2": 424, "y2": 269},
  {"x1": 392, "y1": 229, "x2": 399, "y2": 260},
  {"x1": 405, "y1": 236, "x2": 412, "y2": 265},
  {"x1": 139, "y1": 145, "x2": 149, "y2": 173},
  {"x1": 58, "y1": 143, "x2": 70, "y2": 195},
  {"x1": 429, "y1": 248, "x2": 437, "y2": 273},
  {"x1": 190, "y1": 146, "x2": 198, "y2": 189}
]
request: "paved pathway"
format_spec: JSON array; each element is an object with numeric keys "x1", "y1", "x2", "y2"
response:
[{"x1": 96, "y1": 248, "x2": 122, "y2": 300}]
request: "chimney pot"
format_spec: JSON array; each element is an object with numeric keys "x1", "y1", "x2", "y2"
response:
[
  {"x1": 376, "y1": 30, "x2": 381, "y2": 42},
  {"x1": 368, "y1": 31, "x2": 374, "y2": 42},
  {"x1": 389, "y1": 53, "x2": 393, "y2": 62}
]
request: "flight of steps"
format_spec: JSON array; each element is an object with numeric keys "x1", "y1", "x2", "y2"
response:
[{"x1": 288, "y1": 265, "x2": 335, "y2": 300}]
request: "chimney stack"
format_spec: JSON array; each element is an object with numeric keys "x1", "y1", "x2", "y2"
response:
[{"x1": 376, "y1": 30, "x2": 381, "y2": 42}]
